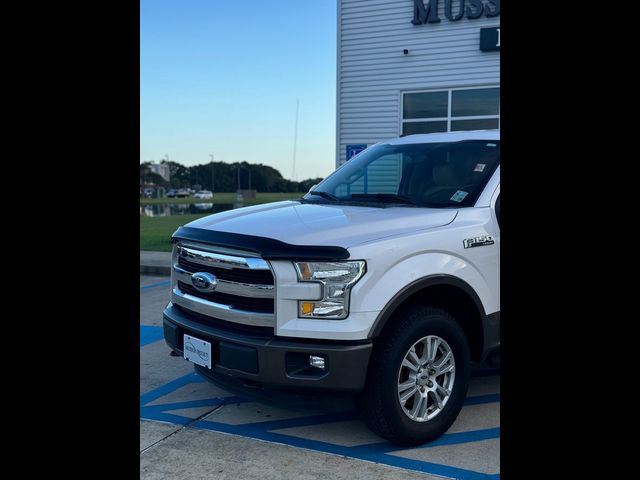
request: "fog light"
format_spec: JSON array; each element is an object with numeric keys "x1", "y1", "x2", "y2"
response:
[{"x1": 308, "y1": 355, "x2": 326, "y2": 370}]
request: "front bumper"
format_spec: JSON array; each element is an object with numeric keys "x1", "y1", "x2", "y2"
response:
[{"x1": 163, "y1": 303, "x2": 373, "y2": 392}]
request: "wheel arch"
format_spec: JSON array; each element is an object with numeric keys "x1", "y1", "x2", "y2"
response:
[{"x1": 368, "y1": 275, "x2": 489, "y2": 361}]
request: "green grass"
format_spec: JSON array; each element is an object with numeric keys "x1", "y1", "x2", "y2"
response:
[
  {"x1": 140, "y1": 192, "x2": 304, "y2": 205},
  {"x1": 140, "y1": 192, "x2": 305, "y2": 251},
  {"x1": 140, "y1": 214, "x2": 208, "y2": 252}
]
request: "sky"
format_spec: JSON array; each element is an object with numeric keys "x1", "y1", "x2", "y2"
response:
[{"x1": 140, "y1": 0, "x2": 337, "y2": 181}]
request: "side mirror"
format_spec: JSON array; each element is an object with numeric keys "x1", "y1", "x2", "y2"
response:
[{"x1": 308, "y1": 184, "x2": 318, "y2": 193}]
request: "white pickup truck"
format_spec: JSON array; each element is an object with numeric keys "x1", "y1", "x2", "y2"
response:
[{"x1": 163, "y1": 130, "x2": 500, "y2": 445}]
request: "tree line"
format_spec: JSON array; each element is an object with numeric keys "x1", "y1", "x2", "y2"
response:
[{"x1": 140, "y1": 160, "x2": 324, "y2": 193}]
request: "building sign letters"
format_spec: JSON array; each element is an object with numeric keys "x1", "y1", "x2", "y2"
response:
[{"x1": 412, "y1": 0, "x2": 500, "y2": 25}]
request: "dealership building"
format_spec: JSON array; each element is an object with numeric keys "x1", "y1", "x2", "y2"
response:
[{"x1": 336, "y1": 0, "x2": 500, "y2": 167}]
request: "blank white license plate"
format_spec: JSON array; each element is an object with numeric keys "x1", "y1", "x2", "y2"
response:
[{"x1": 183, "y1": 334, "x2": 212, "y2": 369}]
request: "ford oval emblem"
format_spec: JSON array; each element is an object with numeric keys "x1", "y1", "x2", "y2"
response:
[{"x1": 191, "y1": 272, "x2": 218, "y2": 293}]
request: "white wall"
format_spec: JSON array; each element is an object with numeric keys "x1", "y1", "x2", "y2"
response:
[{"x1": 337, "y1": 0, "x2": 500, "y2": 167}]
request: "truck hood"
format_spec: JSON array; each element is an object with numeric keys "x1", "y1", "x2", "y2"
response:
[{"x1": 185, "y1": 201, "x2": 457, "y2": 249}]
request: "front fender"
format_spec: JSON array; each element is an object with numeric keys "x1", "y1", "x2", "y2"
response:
[{"x1": 348, "y1": 251, "x2": 498, "y2": 336}]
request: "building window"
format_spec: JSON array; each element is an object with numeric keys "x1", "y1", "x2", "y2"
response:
[{"x1": 402, "y1": 87, "x2": 500, "y2": 135}]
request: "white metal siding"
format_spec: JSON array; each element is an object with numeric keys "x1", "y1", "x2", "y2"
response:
[
  {"x1": 337, "y1": 0, "x2": 500, "y2": 166},
  {"x1": 335, "y1": 155, "x2": 403, "y2": 196}
]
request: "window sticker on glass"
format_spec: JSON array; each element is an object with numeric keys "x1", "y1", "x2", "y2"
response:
[
  {"x1": 450, "y1": 190, "x2": 468, "y2": 203},
  {"x1": 474, "y1": 163, "x2": 486, "y2": 172}
]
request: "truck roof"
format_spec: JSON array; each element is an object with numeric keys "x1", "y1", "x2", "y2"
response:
[{"x1": 386, "y1": 129, "x2": 500, "y2": 146}]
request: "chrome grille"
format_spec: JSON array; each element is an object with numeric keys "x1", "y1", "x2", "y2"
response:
[
  {"x1": 177, "y1": 281, "x2": 274, "y2": 313},
  {"x1": 171, "y1": 242, "x2": 275, "y2": 328},
  {"x1": 177, "y1": 256, "x2": 274, "y2": 285}
]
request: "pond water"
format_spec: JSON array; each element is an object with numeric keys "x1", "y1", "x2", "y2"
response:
[{"x1": 140, "y1": 203, "x2": 241, "y2": 217}]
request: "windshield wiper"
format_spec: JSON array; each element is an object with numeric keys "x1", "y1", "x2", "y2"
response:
[
  {"x1": 349, "y1": 193, "x2": 419, "y2": 205},
  {"x1": 307, "y1": 190, "x2": 339, "y2": 201}
]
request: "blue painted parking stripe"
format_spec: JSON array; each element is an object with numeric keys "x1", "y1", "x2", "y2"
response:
[
  {"x1": 140, "y1": 410, "x2": 194, "y2": 426},
  {"x1": 140, "y1": 325, "x2": 165, "y2": 347},
  {"x1": 140, "y1": 372, "x2": 204, "y2": 407},
  {"x1": 369, "y1": 454, "x2": 500, "y2": 480},
  {"x1": 240, "y1": 411, "x2": 358, "y2": 431},
  {"x1": 238, "y1": 395, "x2": 499, "y2": 433},
  {"x1": 147, "y1": 394, "x2": 500, "y2": 438},
  {"x1": 234, "y1": 394, "x2": 499, "y2": 432},
  {"x1": 141, "y1": 396, "x2": 249, "y2": 413},
  {"x1": 140, "y1": 374, "x2": 501, "y2": 479},
  {"x1": 191, "y1": 417, "x2": 379, "y2": 452},
  {"x1": 350, "y1": 427, "x2": 500, "y2": 454},
  {"x1": 140, "y1": 280, "x2": 171, "y2": 291},
  {"x1": 187, "y1": 418, "x2": 498, "y2": 480},
  {"x1": 418, "y1": 427, "x2": 500, "y2": 449}
]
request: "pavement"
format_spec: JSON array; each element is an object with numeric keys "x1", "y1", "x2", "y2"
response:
[
  {"x1": 140, "y1": 274, "x2": 500, "y2": 479},
  {"x1": 141, "y1": 251, "x2": 172, "y2": 276}
]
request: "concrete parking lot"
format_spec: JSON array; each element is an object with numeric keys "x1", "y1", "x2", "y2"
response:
[{"x1": 140, "y1": 275, "x2": 500, "y2": 479}]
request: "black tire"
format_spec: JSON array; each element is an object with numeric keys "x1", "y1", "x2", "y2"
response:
[{"x1": 359, "y1": 306, "x2": 470, "y2": 446}]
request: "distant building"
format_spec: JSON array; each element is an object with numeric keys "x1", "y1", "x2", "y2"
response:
[{"x1": 149, "y1": 162, "x2": 171, "y2": 182}]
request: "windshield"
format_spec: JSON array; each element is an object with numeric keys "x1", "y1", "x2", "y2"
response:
[{"x1": 304, "y1": 139, "x2": 499, "y2": 208}]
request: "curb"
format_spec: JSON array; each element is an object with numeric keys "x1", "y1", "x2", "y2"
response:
[
  {"x1": 140, "y1": 251, "x2": 172, "y2": 277},
  {"x1": 140, "y1": 264, "x2": 171, "y2": 276}
]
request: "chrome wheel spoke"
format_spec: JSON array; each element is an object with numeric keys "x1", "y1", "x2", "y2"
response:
[
  {"x1": 409, "y1": 393, "x2": 425, "y2": 419},
  {"x1": 417, "y1": 338, "x2": 430, "y2": 365},
  {"x1": 400, "y1": 386, "x2": 418, "y2": 404},
  {"x1": 402, "y1": 358, "x2": 419, "y2": 373},
  {"x1": 428, "y1": 337, "x2": 441, "y2": 362},
  {"x1": 407, "y1": 348, "x2": 421, "y2": 368},
  {"x1": 430, "y1": 388, "x2": 444, "y2": 410},
  {"x1": 436, "y1": 384, "x2": 451, "y2": 398},
  {"x1": 398, "y1": 377, "x2": 416, "y2": 393},
  {"x1": 434, "y1": 350, "x2": 452, "y2": 369},
  {"x1": 436, "y1": 362, "x2": 455, "y2": 376},
  {"x1": 417, "y1": 393, "x2": 429, "y2": 419}
]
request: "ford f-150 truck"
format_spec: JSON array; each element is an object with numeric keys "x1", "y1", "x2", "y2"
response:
[{"x1": 163, "y1": 130, "x2": 500, "y2": 446}]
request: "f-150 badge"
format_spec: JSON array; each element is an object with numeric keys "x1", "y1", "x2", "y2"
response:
[{"x1": 463, "y1": 235, "x2": 495, "y2": 249}]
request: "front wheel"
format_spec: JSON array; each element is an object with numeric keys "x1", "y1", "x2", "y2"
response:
[{"x1": 359, "y1": 306, "x2": 470, "y2": 446}]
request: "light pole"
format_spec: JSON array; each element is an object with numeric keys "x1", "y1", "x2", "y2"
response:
[{"x1": 292, "y1": 99, "x2": 299, "y2": 182}]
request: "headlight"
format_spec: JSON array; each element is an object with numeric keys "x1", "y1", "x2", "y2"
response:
[{"x1": 294, "y1": 261, "x2": 366, "y2": 319}]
